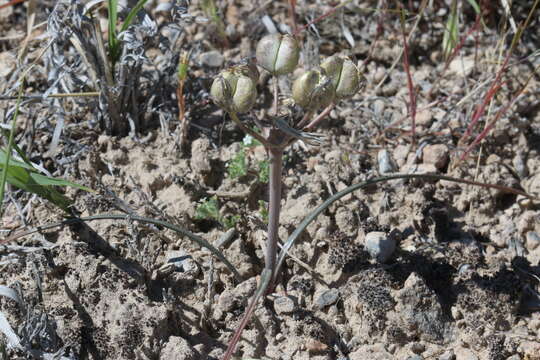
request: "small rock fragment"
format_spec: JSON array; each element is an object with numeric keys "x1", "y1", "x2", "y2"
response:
[
  {"x1": 190, "y1": 138, "x2": 212, "y2": 174},
  {"x1": 449, "y1": 56, "x2": 475, "y2": 77},
  {"x1": 394, "y1": 144, "x2": 410, "y2": 167},
  {"x1": 306, "y1": 338, "x2": 328, "y2": 353},
  {"x1": 349, "y1": 343, "x2": 394, "y2": 360},
  {"x1": 438, "y1": 350, "x2": 456, "y2": 360},
  {"x1": 411, "y1": 342, "x2": 425, "y2": 354},
  {"x1": 216, "y1": 277, "x2": 257, "y2": 314},
  {"x1": 519, "y1": 341, "x2": 540, "y2": 360},
  {"x1": 422, "y1": 144, "x2": 449, "y2": 170},
  {"x1": 199, "y1": 50, "x2": 225, "y2": 67},
  {"x1": 0, "y1": 52, "x2": 16, "y2": 77},
  {"x1": 274, "y1": 295, "x2": 296, "y2": 315},
  {"x1": 395, "y1": 272, "x2": 448, "y2": 343},
  {"x1": 315, "y1": 288, "x2": 339, "y2": 309},
  {"x1": 378, "y1": 149, "x2": 397, "y2": 174},
  {"x1": 416, "y1": 109, "x2": 433, "y2": 127},
  {"x1": 166, "y1": 250, "x2": 198, "y2": 273},
  {"x1": 365, "y1": 231, "x2": 396, "y2": 263}
]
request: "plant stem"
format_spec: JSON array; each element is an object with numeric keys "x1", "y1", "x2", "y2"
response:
[
  {"x1": 265, "y1": 147, "x2": 283, "y2": 282},
  {"x1": 222, "y1": 269, "x2": 272, "y2": 360},
  {"x1": 228, "y1": 111, "x2": 276, "y2": 148},
  {"x1": 273, "y1": 77, "x2": 279, "y2": 116},
  {"x1": 303, "y1": 103, "x2": 334, "y2": 130}
]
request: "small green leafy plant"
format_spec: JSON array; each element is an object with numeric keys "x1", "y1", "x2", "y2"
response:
[
  {"x1": 227, "y1": 135, "x2": 270, "y2": 183},
  {"x1": 195, "y1": 196, "x2": 239, "y2": 229},
  {"x1": 227, "y1": 150, "x2": 248, "y2": 179}
]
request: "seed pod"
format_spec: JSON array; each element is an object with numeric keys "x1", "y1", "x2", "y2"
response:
[
  {"x1": 211, "y1": 68, "x2": 257, "y2": 113},
  {"x1": 320, "y1": 55, "x2": 361, "y2": 100},
  {"x1": 292, "y1": 70, "x2": 333, "y2": 110},
  {"x1": 256, "y1": 34, "x2": 300, "y2": 76}
]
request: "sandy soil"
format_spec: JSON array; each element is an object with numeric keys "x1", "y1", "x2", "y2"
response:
[{"x1": 1, "y1": 1, "x2": 540, "y2": 359}]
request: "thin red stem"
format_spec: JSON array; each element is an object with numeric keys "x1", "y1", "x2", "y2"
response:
[
  {"x1": 288, "y1": 0, "x2": 298, "y2": 37},
  {"x1": 303, "y1": 104, "x2": 334, "y2": 130},
  {"x1": 0, "y1": 0, "x2": 26, "y2": 10},
  {"x1": 399, "y1": 7, "x2": 417, "y2": 145}
]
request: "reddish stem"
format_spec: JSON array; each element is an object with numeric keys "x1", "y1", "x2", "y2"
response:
[
  {"x1": 399, "y1": 7, "x2": 417, "y2": 145},
  {"x1": 0, "y1": 0, "x2": 26, "y2": 10},
  {"x1": 288, "y1": 0, "x2": 298, "y2": 37},
  {"x1": 303, "y1": 104, "x2": 334, "y2": 130}
]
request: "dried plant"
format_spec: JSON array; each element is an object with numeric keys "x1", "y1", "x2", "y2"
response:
[{"x1": 45, "y1": 0, "x2": 191, "y2": 136}]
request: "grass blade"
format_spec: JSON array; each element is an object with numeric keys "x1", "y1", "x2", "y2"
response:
[
  {"x1": 120, "y1": 0, "x2": 149, "y2": 33},
  {"x1": 443, "y1": 0, "x2": 459, "y2": 58},
  {"x1": 28, "y1": 172, "x2": 92, "y2": 192},
  {"x1": 0, "y1": 84, "x2": 24, "y2": 218},
  {"x1": 107, "y1": 0, "x2": 119, "y2": 63}
]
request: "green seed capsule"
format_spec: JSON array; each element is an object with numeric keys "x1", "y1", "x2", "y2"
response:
[
  {"x1": 292, "y1": 70, "x2": 333, "y2": 111},
  {"x1": 320, "y1": 55, "x2": 362, "y2": 100},
  {"x1": 256, "y1": 34, "x2": 300, "y2": 76},
  {"x1": 211, "y1": 68, "x2": 257, "y2": 113}
]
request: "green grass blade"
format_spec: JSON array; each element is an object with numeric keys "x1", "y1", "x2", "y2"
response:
[
  {"x1": 466, "y1": 0, "x2": 480, "y2": 13},
  {"x1": 120, "y1": 0, "x2": 150, "y2": 33},
  {"x1": 29, "y1": 172, "x2": 93, "y2": 192},
  {"x1": 443, "y1": 0, "x2": 459, "y2": 58},
  {"x1": 107, "y1": 0, "x2": 119, "y2": 62},
  {"x1": 1, "y1": 147, "x2": 93, "y2": 212},
  {"x1": 3, "y1": 164, "x2": 72, "y2": 211},
  {"x1": 0, "y1": 149, "x2": 34, "y2": 170},
  {"x1": 0, "y1": 129, "x2": 33, "y2": 165},
  {"x1": 0, "y1": 84, "x2": 23, "y2": 217}
]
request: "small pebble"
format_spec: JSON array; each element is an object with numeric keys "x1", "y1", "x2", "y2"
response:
[
  {"x1": 411, "y1": 342, "x2": 425, "y2": 354},
  {"x1": 274, "y1": 296, "x2": 296, "y2": 315},
  {"x1": 416, "y1": 109, "x2": 433, "y2": 127},
  {"x1": 451, "y1": 306, "x2": 463, "y2": 320},
  {"x1": 378, "y1": 149, "x2": 397, "y2": 174},
  {"x1": 513, "y1": 152, "x2": 528, "y2": 178},
  {"x1": 458, "y1": 264, "x2": 473, "y2": 274},
  {"x1": 315, "y1": 288, "x2": 339, "y2": 309},
  {"x1": 438, "y1": 350, "x2": 456, "y2": 360},
  {"x1": 365, "y1": 231, "x2": 396, "y2": 263},
  {"x1": 422, "y1": 144, "x2": 449, "y2": 170},
  {"x1": 199, "y1": 50, "x2": 224, "y2": 67},
  {"x1": 166, "y1": 250, "x2": 197, "y2": 273},
  {"x1": 449, "y1": 56, "x2": 475, "y2": 77},
  {"x1": 306, "y1": 338, "x2": 328, "y2": 353}
]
